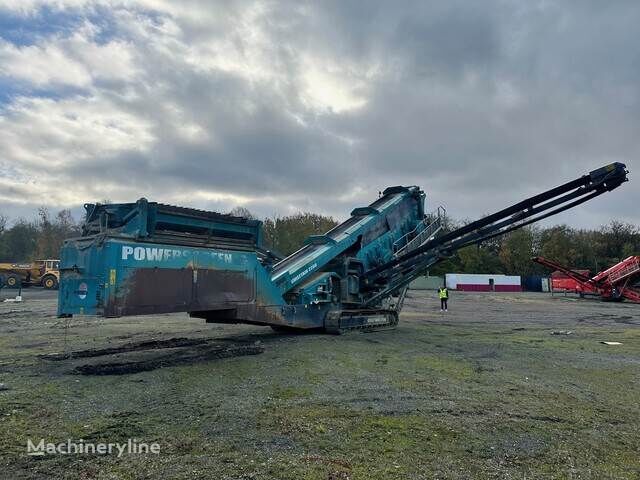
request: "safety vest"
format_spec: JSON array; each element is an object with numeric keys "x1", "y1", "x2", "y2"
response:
[{"x1": 439, "y1": 288, "x2": 448, "y2": 299}]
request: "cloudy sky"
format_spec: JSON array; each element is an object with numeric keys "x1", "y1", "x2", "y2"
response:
[{"x1": 0, "y1": 1, "x2": 637, "y2": 227}]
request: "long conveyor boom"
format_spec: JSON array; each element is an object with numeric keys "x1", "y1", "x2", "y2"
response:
[{"x1": 362, "y1": 162, "x2": 629, "y2": 305}]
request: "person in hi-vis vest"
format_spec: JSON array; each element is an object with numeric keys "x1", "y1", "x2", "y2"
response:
[{"x1": 438, "y1": 286, "x2": 449, "y2": 312}]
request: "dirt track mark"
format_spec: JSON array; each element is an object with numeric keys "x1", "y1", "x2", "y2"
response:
[
  {"x1": 39, "y1": 337, "x2": 210, "y2": 361},
  {"x1": 74, "y1": 342, "x2": 265, "y2": 375},
  {"x1": 0, "y1": 310, "x2": 33, "y2": 317}
]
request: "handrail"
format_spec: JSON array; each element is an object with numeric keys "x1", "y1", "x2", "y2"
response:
[{"x1": 393, "y1": 205, "x2": 446, "y2": 255}]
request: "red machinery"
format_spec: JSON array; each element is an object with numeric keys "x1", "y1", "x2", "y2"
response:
[
  {"x1": 550, "y1": 269, "x2": 597, "y2": 295},
  {"x1": 533, "y1": 256, "x2": 640, "y2": 303}
]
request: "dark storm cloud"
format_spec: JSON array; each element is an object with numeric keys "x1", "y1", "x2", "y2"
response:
[
  {"x1": 0, "y1": 0, "x2": 637, "y2": 226},
  {"x1": 306, "y1": 1, "x2": 640, "y2": 220}
]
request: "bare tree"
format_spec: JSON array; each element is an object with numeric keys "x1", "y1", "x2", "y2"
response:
[{"x1": 229, "y1": 206, "x2": 255, "y2": 219}]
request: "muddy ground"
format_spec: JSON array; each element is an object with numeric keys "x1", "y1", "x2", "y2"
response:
[{"x1": 0, "y1": 288, "x2": 638, "y2": 479}]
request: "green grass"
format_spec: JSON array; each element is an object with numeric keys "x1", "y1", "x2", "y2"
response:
[{"x1": 1, "y1": 292, "x2": 639, "y2": 479}]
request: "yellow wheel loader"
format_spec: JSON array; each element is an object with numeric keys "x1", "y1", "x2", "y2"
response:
[{"x1": 0, "y1": 259, "x2": 60, "y2": 289}]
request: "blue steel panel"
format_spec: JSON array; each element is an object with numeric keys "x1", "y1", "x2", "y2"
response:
[{"x1": 58, "y1": 238, "x2": 284, "y2": 316}]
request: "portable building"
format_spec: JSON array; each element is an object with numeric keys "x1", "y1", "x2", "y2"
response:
[{"x1": 445, "y1": 273, "x2": 521, "y2": 292}]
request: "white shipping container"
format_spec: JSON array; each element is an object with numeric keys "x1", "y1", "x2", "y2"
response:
[{"x1": 445, "y1": 273, "x2": 521, "y2": 291}]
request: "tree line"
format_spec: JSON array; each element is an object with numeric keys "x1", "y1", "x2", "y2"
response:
[
  {"x1": 0, "y1": 209, "x2": 81, "y2": 263},
  {"x1": 1, "y1": 205, "x2": 637, "y2": 277},
  {"x1": 429, "y1": 216, "x2": 639, "y2": 277}
]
